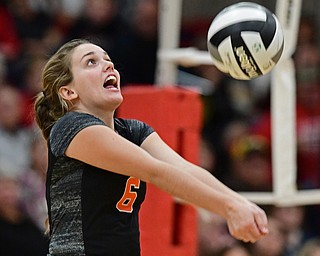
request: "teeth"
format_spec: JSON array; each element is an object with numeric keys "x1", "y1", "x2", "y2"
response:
[{"x1": 106, "y1": 75, "x2": 116, "y2": 83}]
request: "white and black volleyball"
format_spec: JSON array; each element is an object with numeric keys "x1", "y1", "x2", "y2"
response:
[{"x1": 207, "y1": 2, "x2": 284, "y2": 80}]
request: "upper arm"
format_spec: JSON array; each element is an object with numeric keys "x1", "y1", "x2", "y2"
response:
[{"x1": 65, "y1": 125, "x2": 159, "y2": 182}]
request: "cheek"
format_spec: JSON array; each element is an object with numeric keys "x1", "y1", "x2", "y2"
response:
[
  {"x1": 114, "y1": 69, "x2": 121, "y2": 83},
  {"x1": 74, "y1": 71, "x2": 101, "y2": 92},
  {"x1": 80, "y1": 70, "x2": 98, "y2": 83}
]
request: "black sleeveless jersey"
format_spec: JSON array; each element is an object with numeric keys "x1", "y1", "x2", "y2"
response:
[{"x1": 46, "y1": 111, "x2": 154, "y2": 255}]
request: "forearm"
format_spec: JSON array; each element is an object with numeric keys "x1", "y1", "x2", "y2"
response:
[
  {"x1": 141, "y1": 132, "x2": 245, "y2": 202},
  {"x1": 185, "y1": 162, "x2": 245, "y2": 202},
  {"x1": 148, "y1": 160, "x2": 239, "y2": 219}
]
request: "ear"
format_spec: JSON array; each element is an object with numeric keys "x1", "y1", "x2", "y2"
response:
[{"x1": 58, "y1": 86, "x2": 78, "y2": 101}]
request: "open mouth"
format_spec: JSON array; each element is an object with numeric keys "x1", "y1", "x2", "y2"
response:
[{"x1": 103, "y1": 75, "x2": 118, "y2": 89}]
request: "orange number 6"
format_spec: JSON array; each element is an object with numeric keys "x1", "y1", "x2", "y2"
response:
[{"x1": 116, "y1": 177, "x2": 140, "y2": 213}]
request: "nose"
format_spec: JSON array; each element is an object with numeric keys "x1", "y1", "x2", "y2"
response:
[{"x1": 104, "y1": 60, "x2": 114, "y2": 71}]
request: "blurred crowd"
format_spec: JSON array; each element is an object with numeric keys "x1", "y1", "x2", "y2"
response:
[
  {"x1": 0, "y1": 0, "x2": 320, "y2": 255},
  {"x1": 0, "y1": 0, "x2": 158, "y2": 255}
]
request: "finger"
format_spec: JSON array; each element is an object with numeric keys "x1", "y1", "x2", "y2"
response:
[
  {"x1": 241, "y1": 214, "x2": 267, "y2": 242},
  {"x1": 254, "y1": 209, "x2": 269, "y2": 235},
  {"x1": 246, "y1": 220, "x2": 263, "y2": 242},
  {"x1": 232, "y1": 219, "x2": 261, "y2": 243}
]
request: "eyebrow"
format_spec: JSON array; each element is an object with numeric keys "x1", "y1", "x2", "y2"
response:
[
  {"x1": 80, "y1": 51, "x2": 94, "y2": 62},
  {"x1": 80, "y1": 51, "x2": 109, "y2": 62}
]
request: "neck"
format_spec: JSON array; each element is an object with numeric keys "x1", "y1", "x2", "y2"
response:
[
  {"x1": 93, "y1": 109, "x2": 115, "y2": 129},
  {"x1": 73, "y1": 109, "x2": 115, "y2": 130},
  {"x1": 100, "y1": 115, "x2": 115, "y2": 130}
]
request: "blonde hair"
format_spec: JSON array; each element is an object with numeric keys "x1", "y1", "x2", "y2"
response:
[{"x1": 34, "y1": 39, "x2": 91, "y2": 140}]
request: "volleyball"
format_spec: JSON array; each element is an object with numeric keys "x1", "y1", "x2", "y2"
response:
[{"x1": 207, "y1": 2, "x2": 284, "y2": 80}]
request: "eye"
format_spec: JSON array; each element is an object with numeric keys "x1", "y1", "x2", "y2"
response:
[
  {"x1": 104, "y1": 57, "x2": 113, "y2": 64},
  {"x1": 87, "y1": 59, "x2": 97, "y2": 65}
]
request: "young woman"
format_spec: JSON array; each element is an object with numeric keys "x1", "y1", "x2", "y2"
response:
[{"x1": 34, "y1": 39, "x2": 269, "y2": 255}]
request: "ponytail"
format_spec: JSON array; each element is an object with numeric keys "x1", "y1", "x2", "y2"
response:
[{"x1": 34, "y1": 90, "x2": 68, "y2": 140}]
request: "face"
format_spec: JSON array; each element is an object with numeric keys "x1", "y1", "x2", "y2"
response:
[
  {"x1": 252, "y1": 218, "x2": 285, "y2": 256},
  {"x1": 63, "y1": 43, "x2": 122, "y2": 114},
  {"x1": 0, "y1": 86, "x2": 23, "y2": 130},
  {"x1": 86, "y1": 0, "x2": 115, "y2": 24},
  {"x1": 0, "y1": 177, "x2": 21, "y2": 211}
]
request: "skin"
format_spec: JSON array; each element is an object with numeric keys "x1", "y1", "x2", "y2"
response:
[{"x1": 59, "y1": 43, "x2": 269, "y2": 243}]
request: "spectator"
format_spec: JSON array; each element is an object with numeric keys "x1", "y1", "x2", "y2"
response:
[
  {"x1": 221, "y1": 244, "x2": 251, "y2": 256},
  {"x1": 116, "y1": 0, "x2": 159, "y2": 85},
  {"x1": 248, "y1": 216, "x2": 286, "y2": 256},
  {"x1": 271, "y1": 206, "x2": 309, "y2": 256},
  {"x1": 40, "y1": 0, "x2": 85, "y2": 54},
  {"x1": 298, "y1": 238, "x2": 320, "y2": 256},
  {"x1": 226, "y1": 134, "x2": 272, "y2": 192},
  {"x1": 295, "y1": 76, "x2": 320, "y2": 189},
  {"x1": 0, "y1": 174, "x2": 48, "y2": 255},
  {"x1": 19, "y1": 130, "x2": 47, "y2": 231},
  {"x1": 19, "y1": 54, "x2": 47, "y2": 126},
  {"x1": 0, "y1": 84, "x2": 33, "y2": 177},
  {"x1": 198, "y1": 208, "x2": 237, "y2": 256},
  {"x1": 218, "y1": 118, "x2": 249, "y2": 182},
  {"x1": 7, "y1": 0, "x2": 53, "y2": 56},
  {"x1": 293, "y1": 16, "x2": 320, "y2": 190},
  {"x1": 195, "y1": 64, "x2": 253, "y2": 183},
  {"x1": 65, "y1": 0, "x2": 127, "y2": 60},
  {"x1": 199, "y1": 136, "x2": 216, "y2": 175},
  {"x1": 6, "y1": 0, "x2": 53, "y2": 87},
  {"x1": 294, "y1": 16, "x2": 320, "y2": 85},
  {"x1": 292, "y1": 15, "x2": 320, "y2": 242},
  {"x1": 0, "y1": 4, "x2": 20, "y2": 60}
]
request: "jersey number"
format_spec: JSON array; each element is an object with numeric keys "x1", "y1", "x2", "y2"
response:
[{"x1": 116, "y1": 177, "x2": 140, "y2": 213}]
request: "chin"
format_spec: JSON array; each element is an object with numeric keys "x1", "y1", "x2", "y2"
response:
[{"x1": 111, "y1": 95, "x2": 123, "y2": 109}]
